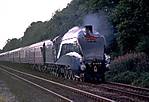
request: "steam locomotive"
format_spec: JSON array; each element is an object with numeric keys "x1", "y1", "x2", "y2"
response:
[{"x1": 0, "y1": 25, "x2": 110, "y2": 82}]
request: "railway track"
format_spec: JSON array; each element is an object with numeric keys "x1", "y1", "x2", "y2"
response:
[
  {"x1": 0, "y1": 65, "x2": 115, "y2": 102},
  {"x1": 1, "y1": 64, "x2": 149, "y2": 102},
  {"x1": 106, "y1": 82, "x2": 149, "y2": 100},
  {"x1": 99, "y1": 83, "x2": 149, "y2": 102},
  {"x1": 76, "y1": 81, "x2": 149, "y2": 102},
  {"x1": 107, "y1": 82, "x2": 149, "y2": 96}
]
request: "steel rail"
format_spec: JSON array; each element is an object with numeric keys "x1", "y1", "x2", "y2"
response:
[
  {"x1": 107, "y1": 82, "x2": 149, "y2": 93},
  {"x1": 0, "y1": 65, "x2": 115, "y2": 102},
  {"x1": 0, "y1": 67, "x2": 73, "y2": 102}
]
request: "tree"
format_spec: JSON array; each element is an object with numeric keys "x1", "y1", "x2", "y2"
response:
[
  {"x1": 22, "y1": 21, "x2": 48, "y2": 46},
  {"x1": 112, "y1": 0, "x2": 149, "y2": 54},
  {"x1": 3, "y1": 38, "x2": 21, "y2": 51}
]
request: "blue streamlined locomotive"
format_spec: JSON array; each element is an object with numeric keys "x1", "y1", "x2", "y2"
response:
[{"x1": 0, "y1": 25, "x2": 109, "y2": 82}]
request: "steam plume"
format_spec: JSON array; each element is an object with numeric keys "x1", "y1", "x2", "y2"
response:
[{"x1": 83, "y1": 12, "x2": 114, "y2": 46}]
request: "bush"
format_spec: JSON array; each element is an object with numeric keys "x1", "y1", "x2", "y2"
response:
[
  {"x1": 109, "y1": 52, "x2": 149, "y2": 73},
  {"x1": 133, "y1": 72, "x2": 149, "y2": 88},
  {"x1": 106, "y1": 52, "x2": 149, "y2": 87},
  {"x1": 114, "y1": 71, "x2": 137, "y2": 84},
  {"x1": 136, "y1": 36, "x2": 149, "y2": 56}
]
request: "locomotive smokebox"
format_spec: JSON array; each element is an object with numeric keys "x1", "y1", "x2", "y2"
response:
[{"x1": 85, "y1": 25, "x2": 93, "y2": 33}]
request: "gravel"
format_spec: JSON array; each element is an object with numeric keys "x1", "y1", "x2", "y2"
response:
[
  {"x1": 0, "y1": 80, "x2": 18, "y2": 102},
  {"x1": 0, "y1": 69, "x2": 64, "y2": 102}
]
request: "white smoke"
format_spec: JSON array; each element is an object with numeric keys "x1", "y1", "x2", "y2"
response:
[{"x1": 83, "y1": 12, "x2": 114, "y2": 46}]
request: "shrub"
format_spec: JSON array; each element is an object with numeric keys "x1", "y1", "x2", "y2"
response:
[
  {"x1": 133, "y1": 72, "x2": 149, "y2": 88},
  {"x1": 112, "y1": 71, "x2": 137, "y2": 84},
  {"x1": 106, "y1": 52, "x2": 149, "y2": 87},
  {"x1": 109, "y1": 52, "x2": 149, "y2": 73},
  {"x1": 136, "y1": 36, "x2": 149, "y2": 56}
]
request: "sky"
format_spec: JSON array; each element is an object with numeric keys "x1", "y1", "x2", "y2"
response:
[{"x1": 0, "y1": 0, "x2": 72, "y2": 49}]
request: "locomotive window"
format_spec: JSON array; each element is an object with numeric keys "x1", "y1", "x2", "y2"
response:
[{"x1": 60, "y1": 43, "x2": 82, "y2": 57}]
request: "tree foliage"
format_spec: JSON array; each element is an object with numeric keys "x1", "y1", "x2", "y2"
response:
[
  {"x1": 22, "y1": 21, "x2": 48, "y2": 46},
  {"x1": 2, "y1": 0, "x2": 149, "y2": 57},
  {"x1": 3, "y1": 38, "x2": 21, "y2": 51},
  {"x1": 112, "y1": 0, "x2": 149, "y2": 54}
]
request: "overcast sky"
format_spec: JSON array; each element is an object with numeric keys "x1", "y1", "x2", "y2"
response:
[{"x1": 0, "y1": 0, "x2": 72, "y2": 49}]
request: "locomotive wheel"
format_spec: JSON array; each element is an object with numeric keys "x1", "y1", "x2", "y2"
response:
[
  {"x1": 38, "y1": 65, "x2": 42, "y2": 72},
  {"x1": 79, "y1": 73, "x2": 84, "y2": 82},
  {"x1": 70, "y1": 70, "x2": 75, "y2": 80},
  {"x1": 64, "y1": 70, "x2": 68, "y2": 79},
  {"x1": 101, "y1": 74, "x2": 105, "y2": 82},
  {"x1": 55, "y1": 68, "x2": 59, "y2": 77},
  {"x1": 33, "y1": 64, "x2": 38, "y2": 70},
  {"x1": 49, "y1": 67, "x2": 53, "y2": 73},
  {"x1": 41, "y1": 65, "x2": 47, "y2": 72},
  {"x1": 84, "y1": 73, "x2": 92, "y2": 83},
  {"x1": 68, "y1": 70, "x2": 74, "y2": 80},
  {"x1": 68, "y1": 70, "x2": 71, "y2": 79},
  {"x1": 32, "y1": 64, "x2": 36, "y2": 70},
  {"x1": 71, "y1": 74, "x2": 75, "y2": 80}
]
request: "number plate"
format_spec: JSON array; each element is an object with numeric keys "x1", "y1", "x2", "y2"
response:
[{"x1": 94, "y1": 66, "x2": 98, "y2": 72}]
